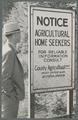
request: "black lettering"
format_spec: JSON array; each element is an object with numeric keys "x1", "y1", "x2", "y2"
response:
[
  {"x1": 49, "y1": 39, "x2": 55, "y2": 46},
  {"x1": 44, "y1": 17, "x2": 50, "y2": 26},
  {"x1": 50, "y1": 17, "x2": 55, "y2": 26},
  {"x1": 63, "y1": 19, "x2": 68, "y2": 27},
  {"x1": 35, "y1": 39, "x2": 47, "y2": 46},
  {"x1": 37, "y1": 16, "x2": 43, "y2": 25},
  {"x1": 37, "y1": 16, "x2": 68, "y2": 27},
  {"x1": 57, "y1": 18, "x2": 62, "y2": 27}
]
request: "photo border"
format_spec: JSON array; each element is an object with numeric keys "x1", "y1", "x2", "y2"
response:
[{"x1": 0, "y1": 0, "x2": 78, "y2": 120}]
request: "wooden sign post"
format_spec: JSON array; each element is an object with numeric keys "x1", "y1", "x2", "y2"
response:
[
  {"x1": 75, "y1": 1, "x2": 78, "y2": 117},
  {"x1": 67, "y1": 90, "x2": 73, "y2": 117}
]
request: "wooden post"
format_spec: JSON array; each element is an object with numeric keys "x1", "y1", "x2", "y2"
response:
[
  {"x1": 76, "y1": 0, "x2": 78, "y2": 118},
  {"x1": 67, "y1": 90, "x2": 73, "y2": 117},
  {"x1": 30, "y1": 93, "x2": 35, "y2": 118},
  {"x1": 0, "y1": 0, "x2": 2, "y2": 118},
  {"x1": 28, "y1": 3, "x2": 35, "y2": 118}
]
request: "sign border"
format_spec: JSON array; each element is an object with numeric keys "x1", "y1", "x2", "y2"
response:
[{"x1": 29, "y1": 5, "x2": 75, "y2": 93}]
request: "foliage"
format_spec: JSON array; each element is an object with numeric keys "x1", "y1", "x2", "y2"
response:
[
  {"x1": 2, "y1": 0, "x2": 76, "y2": 23},
  {"x1": 35, "y1": 92, "x2": 67, "y2": 117},
  {"x1": 52, "y1": 96, "x2": 67, "y2": 115}
]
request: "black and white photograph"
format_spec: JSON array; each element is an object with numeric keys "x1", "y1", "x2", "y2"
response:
[{"x1": 1, "y1": 0, "x2": 78, "y2": 119}]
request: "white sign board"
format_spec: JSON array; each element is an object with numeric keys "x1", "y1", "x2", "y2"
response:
[{"x1": 29, "y1": 6, "x2": 75, "y2": 93}]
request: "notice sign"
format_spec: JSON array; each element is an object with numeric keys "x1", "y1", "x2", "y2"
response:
[{"x1": 29, "y1": 6, "x2": 75, "y2": 93}]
